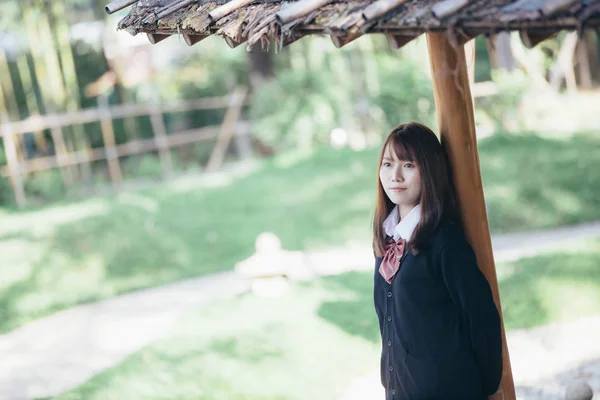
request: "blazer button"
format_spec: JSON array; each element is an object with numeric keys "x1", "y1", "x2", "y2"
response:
[
  {"x1": 387, "y1": 316, "x2": 392, "y2": 322},
  {"x1": 387, "y1": 291, "x2": 392, "y2": 298},
  {"x1": 389, "y1": 366, "x2": 394, "y2": 372},
  {"x1": 392, "y1": 389, "x2": 397, "y2": 395},
  {"x1": 387, "y1": 341, "x2": 392, "y2": 347}
]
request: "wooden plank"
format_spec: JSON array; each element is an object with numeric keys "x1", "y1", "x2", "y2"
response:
[
  {"x1": 426, "y1": 32, "x2": 515, "y2": 400},
  {"x1": 149, "y1": 104, "x2": 173, "y2": 176},
  {"x1": 205, "y1": 86, "x2": 248, "y2": 172},
  {"x1": 98, "y1": 96, "x2": 123, "y2": 188},
  {"x1": 386, "y1": 34, "x2": 418, "y2": 49},
  {"x1": 1, "y1": 124, "x2": 26, "y2": 207},
  {"x1": 330, "y1": 33, "x2": 362, "y2": 48}
]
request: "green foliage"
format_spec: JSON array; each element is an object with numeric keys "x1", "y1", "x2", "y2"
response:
[
  {"x1": 23, "y1": 170, "x2": 66, "y2": 202},
  {"x1": 250, "y1": 37, "x2": 436, "y2": 149},
  {"x1": 476, "y1": 69, "x2": 531, "y2": 133},
  {"x1": 122, "y1": 154, "x2": 164, "y2": 180},
  {"x1": 0, "y1": 176, "x2": 14, "y2": 206}
]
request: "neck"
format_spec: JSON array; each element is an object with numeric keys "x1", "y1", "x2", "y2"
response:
[{"x1": 399, "y1": 203, "x2": 418, "y2": 220}]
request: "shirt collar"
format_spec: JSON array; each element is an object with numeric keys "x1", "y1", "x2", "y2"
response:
[{"x1": 382, "y1": 204, "x2": 421, "y2": 242}]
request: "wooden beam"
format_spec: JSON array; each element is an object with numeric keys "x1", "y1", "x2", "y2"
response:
[
  {"x1": 183, "y1": 34, "x2": 208, "y2": 46},
  {"x1": 426, "y1": 32, "x2": 515, "y2": 400},
  {"x1": 330, "y1": 33, "x2": 362, "y2": 48},
  {"x1": 209, "y1": 0, "x2": 254, "y2": 22},
  {"x1": 275, "y1": 0, "x2": 333, "y2": 25},
  {"x1": 225, "y1": 36, "x2": 247, "y2": 49},
  {"x1": 519, "y1": 29, "x2": 557, "y2": 49},
  {"x1": 147, "y1": 33, "x2": 170, "y2": 45},
  {"x1": 386, "y1": 33, "x2": 418, "y2": 49}
]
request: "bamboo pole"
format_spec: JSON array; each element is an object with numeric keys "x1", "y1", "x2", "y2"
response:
[
  {"x1": 426, "y1": 32, "x2": 515, "y2": 400},
  {"x1": 105, "y1": 0, "x2": 138, "y2": 14},
  {"x1": 209, "y1": 0, "x2": 255, "y2": 22},
  {"x1": 431, "y1": 0, "x2": 469, "y2": 19},
  {"x1": 205, "y1": 86, "x2": 247, "y2": 172},
  {"x1": 16, "y1": 54, "x2": 49, "y2": 154},
  {"x1": 275, "y1": 0, "x2": 332, "y2": 25},
  {"x1": 156, "y1": 0, "x2": 196, "y2": 19},
  {"x1": 52, "y1": 0, "x2": 93, "y2": 185},
  {"x1": 362, "y1": 0, "x2": 408, "y2": 22}
]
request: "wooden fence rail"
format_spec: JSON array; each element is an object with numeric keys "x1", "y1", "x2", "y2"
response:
[{"x1": 0, "y1": 87, "x2": 250, "y2": 207}]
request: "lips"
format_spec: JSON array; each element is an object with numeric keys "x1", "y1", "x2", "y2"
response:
[{"x1": 389, "y1": 187, "x2": 407, "y2": 192}]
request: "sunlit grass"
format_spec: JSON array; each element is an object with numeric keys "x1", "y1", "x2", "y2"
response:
[{"x1": 1, "y1": 132, "x2": 600, "y2": 333}]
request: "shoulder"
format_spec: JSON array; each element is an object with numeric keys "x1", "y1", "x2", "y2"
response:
[{"x1": 428, "y1": 218, "x2": 470, "y2": 254}]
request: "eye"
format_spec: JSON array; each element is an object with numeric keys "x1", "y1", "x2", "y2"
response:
[
  {"x1": 404, "y1": 162, "x2": 415, "y2": 168},
  {"x1": 382, "y1": 162, "x2": 392, "y2": 168}
]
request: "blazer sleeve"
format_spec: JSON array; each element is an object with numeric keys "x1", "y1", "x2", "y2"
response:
[{"x1": 439, "y1": 237, "x2": 503, "y2": 396}]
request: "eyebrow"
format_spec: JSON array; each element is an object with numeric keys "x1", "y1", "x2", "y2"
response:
[{"x1": 382, "y1": 157, "x2": 393, "y2": 161}]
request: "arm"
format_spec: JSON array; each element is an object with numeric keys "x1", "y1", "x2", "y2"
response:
[{"x1": 439, "y1": 237, "x2": 503, "y2": 396}]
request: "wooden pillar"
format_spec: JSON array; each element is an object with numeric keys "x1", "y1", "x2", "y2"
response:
[{"x1": 426, "y1": 32, "x2": 515, "y2": 400}]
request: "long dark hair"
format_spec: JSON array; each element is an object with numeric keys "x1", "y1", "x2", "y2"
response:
[{"x1": 373, "y1": 122, "x2": 458, "y2": 257}]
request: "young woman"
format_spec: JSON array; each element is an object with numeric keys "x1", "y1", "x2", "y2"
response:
[{"x1": 372, "y1": 122, "x2": 503, "y2": 399}]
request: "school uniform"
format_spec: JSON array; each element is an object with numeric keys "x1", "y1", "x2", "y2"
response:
[{"x1": 374, "y1": 205, "x2": 503, "y2": 400}]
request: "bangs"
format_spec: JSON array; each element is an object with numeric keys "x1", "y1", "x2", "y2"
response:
[{"x1": 385, "y1": 134, "x2": 417, "y2": 162}]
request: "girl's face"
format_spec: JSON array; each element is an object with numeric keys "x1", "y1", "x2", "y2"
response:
[{"x1": 379, "y1": 144, "x2": 422, "y2": 214}]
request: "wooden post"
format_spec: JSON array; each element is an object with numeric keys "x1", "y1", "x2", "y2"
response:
[
  {"x1": 1, "y1": 124, "x2": 26, "y2": 207},
  {"x1": 149, "y1": 103, "x2": 173, "y2": 176},
  {"x1": 98, "y1": 95, "x2": 123, "y2": 188},
  {"x1": 426, "y1": 32, "x2": 515, "y2": 400},
  {"x1": 205, "y1": 86, "x2": 247, "y2": 172},
  {"x1": 50, "y1": 126, "x2": 73, "y2": 187}
]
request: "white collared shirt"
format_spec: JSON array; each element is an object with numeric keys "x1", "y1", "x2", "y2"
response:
[{"x1": 382, "y1": 204, "x2": 422, "y2": 242}]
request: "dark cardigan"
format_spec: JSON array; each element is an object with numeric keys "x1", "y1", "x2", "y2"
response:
[{"x1": 373, "y1": 219, "x2": 503, "y2": 400}]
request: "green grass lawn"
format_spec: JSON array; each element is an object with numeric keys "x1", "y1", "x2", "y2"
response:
[
  {"x1": 54, "y1": 238, "x2": 600, "y2": 400},
  {"x1": 1, "y1": 132, "x2": 600, "y2": 333}
]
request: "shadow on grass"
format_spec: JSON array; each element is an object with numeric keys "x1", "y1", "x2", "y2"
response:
[
  {"x1": 315, "y1": 239, "x2": 600, "y2": 344},
  {"x1": 479, "y1": 133, "x2": 600, "y2": 233},
  {"x1": 317, "y1": 271, "x2": 380, "y2": 344},
  {"x1": 498, "y1": 244, "x2": 600, "y2": 330}
]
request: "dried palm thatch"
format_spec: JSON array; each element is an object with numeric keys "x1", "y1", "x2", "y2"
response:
[{"x1": 111, "y1": 0, "x2": 600, "y2": 50}]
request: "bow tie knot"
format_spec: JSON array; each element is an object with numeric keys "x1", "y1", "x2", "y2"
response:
[{"x1": 379, "y1": 237, "x2": 406, "y2": 284}]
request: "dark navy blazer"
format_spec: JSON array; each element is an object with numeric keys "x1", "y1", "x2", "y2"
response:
[{"x1": 373, "y1": 220, "x2": 503, "y2": 400}]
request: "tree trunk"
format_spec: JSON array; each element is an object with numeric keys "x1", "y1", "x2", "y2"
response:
[
  {"x1": 241, "y1": 48, "x2": 276, "y2": 158},
  {"x1": 487, "y1": 32, "x2": 516, "y2": 72}
]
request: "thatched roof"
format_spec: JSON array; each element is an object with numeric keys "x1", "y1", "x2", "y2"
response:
[{"x1": 110, "y1": 0, "x2": 600, "y2": 51}]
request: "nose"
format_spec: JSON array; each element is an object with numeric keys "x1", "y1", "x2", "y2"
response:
[{"x1": 392, "y1": 167, "x2": 404, "y2": 182}]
